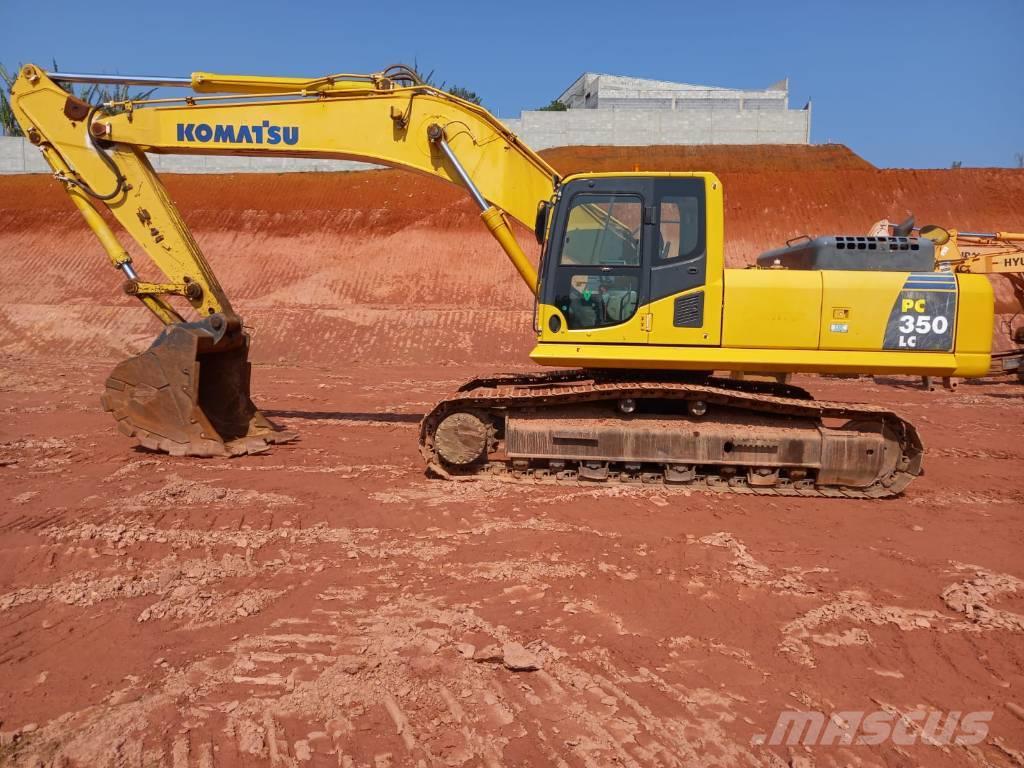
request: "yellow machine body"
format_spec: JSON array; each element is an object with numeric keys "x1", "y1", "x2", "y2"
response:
[
  {"x1": 532, "y1": 272, "x2": 992, "y2": 377},
  {"x1": 533, "y1": 173, "x2": 992, "y2": 378}
]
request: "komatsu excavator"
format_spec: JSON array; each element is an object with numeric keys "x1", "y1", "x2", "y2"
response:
[{"x1": 9, "y1": 64, "x2": 997, "y2": 497}]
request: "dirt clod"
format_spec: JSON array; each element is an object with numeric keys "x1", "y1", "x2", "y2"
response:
[
  {"x1": 501, "y1": 642, "x2": 540, "y2": 671},
  {"x1": 471, "y1": 644, "x2": 504, "y2": 664}
]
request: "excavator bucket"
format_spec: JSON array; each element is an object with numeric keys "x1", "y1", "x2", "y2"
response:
[{"x1": 100, "y1": 314, "x2": 296, "y2": 457}]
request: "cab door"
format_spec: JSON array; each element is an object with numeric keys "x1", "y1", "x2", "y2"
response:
[
  {"x1": 537, "y1": 177, "x2": 654, "y2": 345},
  {"x1": 645, "y1": 177, "x2": 722, "y2": 346}
]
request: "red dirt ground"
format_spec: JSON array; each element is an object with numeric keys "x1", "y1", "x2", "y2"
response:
[{"x1": 1, "y1": 146, "x2": 1023, "y2": 767}]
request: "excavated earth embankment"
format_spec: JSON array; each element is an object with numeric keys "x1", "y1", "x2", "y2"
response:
[{"x1": 1, "y1": 144, "x2": 1022, "y2": 364}]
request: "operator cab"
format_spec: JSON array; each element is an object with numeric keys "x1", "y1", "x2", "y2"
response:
[{"x1": 537, "y1": 174, "x2": 710, "y2": 336}]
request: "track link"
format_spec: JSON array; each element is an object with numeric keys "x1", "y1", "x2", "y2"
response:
[{"x1": 419, "y1": 370, "x2": 923, "y2": 499}]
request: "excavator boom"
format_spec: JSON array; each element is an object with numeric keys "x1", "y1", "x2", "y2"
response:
[{"x1": 10, "y1": 64, "x2": 559, "y2": 456}]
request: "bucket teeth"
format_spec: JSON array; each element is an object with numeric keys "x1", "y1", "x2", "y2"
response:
[{"x1": 101, "y1": 315, "x2": 296, "y2": 457}]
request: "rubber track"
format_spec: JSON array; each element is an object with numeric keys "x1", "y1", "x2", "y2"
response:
[{"x1": 419, "y1": 371, "x2": 923, "y2": 499}]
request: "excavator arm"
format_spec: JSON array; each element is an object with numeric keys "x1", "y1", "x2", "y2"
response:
[
  {"x1": 9, "y1": 63, "x2": 561, "y2": 455},
  {"x1": 871, "y1": 218, "x2": 1024, "y2": 277},
  {"x1": 927, "y1": 227, "x2": 1024, "y2": 375}
]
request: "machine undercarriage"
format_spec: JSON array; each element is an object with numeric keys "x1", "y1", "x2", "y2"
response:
[{"x1": 421, "y1": 371, "x2": 922, "y2": 498}]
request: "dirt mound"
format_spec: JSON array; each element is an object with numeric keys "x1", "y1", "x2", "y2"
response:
[{"x1": 1, "y1": 146, "x2": 1022, "y2": 364}]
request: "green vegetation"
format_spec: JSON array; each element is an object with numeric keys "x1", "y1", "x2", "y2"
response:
[
  {"x1": 0, "y1": 64, "x2": 22, "y2": 136},
  {"x1": 537, "y1": 99, "x2": 567, "y2": 112}
]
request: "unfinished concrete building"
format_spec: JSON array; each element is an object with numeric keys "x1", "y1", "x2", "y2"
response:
[{"x1": 504, "y1": 73, "x2": 811, "y2": 148}]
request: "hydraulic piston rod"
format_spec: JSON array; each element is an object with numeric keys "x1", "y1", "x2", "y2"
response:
[
  {"x1": 429, "y1": 124, "x2": 489, "y2": 211},
  {"x1": 45, "y1": 72, "x2": 192, "y2": 87},
  {"x1": 427, "y1": 123, "x2": 539, "y2": 293}
]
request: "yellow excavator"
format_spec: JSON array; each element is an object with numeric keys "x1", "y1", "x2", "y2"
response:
[{"x1": 9, "y1": 64, "x2": 998, "y2": 497}]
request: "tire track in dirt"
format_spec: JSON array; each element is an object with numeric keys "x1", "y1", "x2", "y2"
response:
[{"x1": 5, "y1": 502, "x2": 1022, "y2": 766}]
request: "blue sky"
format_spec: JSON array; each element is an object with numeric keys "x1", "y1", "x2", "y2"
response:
[{"x1": 3, "y1": 0, "x2": 1021, "y2": 168}]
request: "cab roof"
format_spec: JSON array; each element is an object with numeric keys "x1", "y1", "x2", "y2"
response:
[{"x1": 560, "y1": 170, "x2": 721, "y2": 185}]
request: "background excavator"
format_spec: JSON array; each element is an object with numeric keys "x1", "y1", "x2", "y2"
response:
[{"x1": 8, "y1": 63, "x2": 1000, "y2": 497}]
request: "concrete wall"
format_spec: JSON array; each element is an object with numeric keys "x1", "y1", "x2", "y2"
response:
[
  {"x1": 0, "y1": 136, "x2": 381, "y2": 174},
  {"x1": 559, "y1": 73, "x2": 791, "y2": 111},
  {"x1": 502, "y1": 106, "x2": 810, "y2": 150},
  {"x1": 0, "y1": 136, "x2": 44, "y2": 173}
]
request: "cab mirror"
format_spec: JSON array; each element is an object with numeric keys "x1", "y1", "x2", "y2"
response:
[
  {"x1": 919, "y1": 224, "x2": 950, "y2": 245},
  {"x1": 535, "y1": 201, "x2": 551, "y2": 244}
]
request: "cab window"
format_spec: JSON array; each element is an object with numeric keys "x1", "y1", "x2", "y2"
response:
[
  {"x1": 556, "y1": 273, "x2": 640, "y2": 330},
  {"x1": 560, "y1": 194, "x2": 642, "y2": 266},
  {"x1": 658, "y1": 195, "x2": 700, "y2": 261}
]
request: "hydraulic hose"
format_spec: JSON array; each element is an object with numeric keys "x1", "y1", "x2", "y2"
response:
[{"x1": 56, "y1": 106, "x2": 127, "y2": 201}]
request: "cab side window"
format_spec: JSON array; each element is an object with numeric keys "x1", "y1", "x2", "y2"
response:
[{"x1": 658, "y1": 195, "x2": 700, "y2": 261}]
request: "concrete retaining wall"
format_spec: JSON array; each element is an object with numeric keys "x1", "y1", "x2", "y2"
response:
[
  {"x1": 503, "y1": 106, "x2": 810, "y2": 150},
  {"x1": 0, "y1": 136, "x2": 44, "y2": 173}
]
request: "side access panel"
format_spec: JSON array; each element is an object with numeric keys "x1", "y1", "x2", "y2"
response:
[
  {"x1": 722, "y1": 269, "x2": 821, "y2": 349},
  {"x1": 818, "y1": 271, "x2": 924, "y2": 351},
  {"x1": 952, "y1": 274, "x2": 994, "y2": 357},
  {"x1": 646, "y1": 286, "x2": 722, "y2": 346}
]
